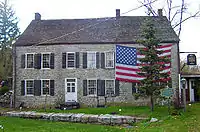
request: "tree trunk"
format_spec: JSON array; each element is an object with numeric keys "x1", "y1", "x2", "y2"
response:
[{"x1": 150, "y1": 95, "x2": 154, "y2": 112}]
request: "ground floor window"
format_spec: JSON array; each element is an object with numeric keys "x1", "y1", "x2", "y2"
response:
[
  {"x1": 87, "y1": 79, "x2": 97, "y2": 95},
  {"x1": 105, "y1": 80, "x2": 115, "y2": 96},
  {"x1": 41, "y1": 80, "x2": 50, "y2": 95},
  {"x1": 25, "y1": 80, "x2": 34, "y2": 95}
]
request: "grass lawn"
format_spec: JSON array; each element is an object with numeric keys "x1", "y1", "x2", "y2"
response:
[
  {"x1": 1, "y1": 103, "x2": 200, "y2": 131},
  {"x1": 35, "y1": 105, "x2": 168, "y2": 117},
  {"x1": 0, "y1": 116, "x2": 124, "y2": 132}
]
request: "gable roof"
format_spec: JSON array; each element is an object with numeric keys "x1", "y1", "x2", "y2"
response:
[{"x1": 15, "y1": 16, "x2": 179, "y2": 46}]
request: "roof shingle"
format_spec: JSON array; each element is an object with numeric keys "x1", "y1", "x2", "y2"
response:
[{"x1": 15, "y1": 16, "x2": 179, "y2": 46}]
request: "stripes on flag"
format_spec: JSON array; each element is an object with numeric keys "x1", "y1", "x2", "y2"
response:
[{"x1": 115, "y1": 44, "x2": 172, "y2": 83}]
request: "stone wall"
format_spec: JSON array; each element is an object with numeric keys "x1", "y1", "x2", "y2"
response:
[
  {"x1": 14, "y1": 43, "x2": 178, "y2": 107},
  {"x1": 2, "y1": 111, "x2": 147, "y2": 125}
]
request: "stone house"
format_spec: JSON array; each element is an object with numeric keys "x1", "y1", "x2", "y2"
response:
[{"x1": 13, "y1": 9, "x2": 179, "y2": 107}]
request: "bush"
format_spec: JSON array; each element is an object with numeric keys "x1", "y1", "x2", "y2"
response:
[{"x1": 0, "y1": 86, "x2": 9, "y2": 95}]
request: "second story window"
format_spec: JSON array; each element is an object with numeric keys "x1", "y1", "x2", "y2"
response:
[
  {"x1": 87, "y1": 52, "x2": 96, "y2": 68},
  {"x1": 42, "y1": 53, "x2": 50, "y2": 68},
  {"x1": 26, "y1": 54, "x2": 34, "y2": 68},
  {"x1": 105, "y1": 52, "x2": 114, "y2": 68},
  {"x1": 67, "y1": 52, "x2": 75, "y2": 68}
]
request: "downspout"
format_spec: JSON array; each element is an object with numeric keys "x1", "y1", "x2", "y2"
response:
[
  {"x1": 12, "y1": 43, "x2": 17, "y2": 108},
  {"x1": 176, "y1": 41, "x2": 181, "y2": 108}
]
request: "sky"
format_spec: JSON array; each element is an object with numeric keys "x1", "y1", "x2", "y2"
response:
[{"x1": 4, "y1": 0, "x2": 200, "y2": 63}]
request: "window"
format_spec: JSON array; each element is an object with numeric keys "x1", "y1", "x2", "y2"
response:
[
  {"x1": 42, "y1": 53, "x2": 50, "y2": 68},
  {"x1": 26, "y1": 54, "x2": 34, "y2": 68},
  {"x1": 105, "y1": 80, "x2": 115, "y2": 96},
  {"x1": 87, "y1": 80, "x2": 97, "y2": 95},
  {"x1": 66, "y1": 79, "x2": 76, "y2": 93},
  {"x1": 25, "y1": 80, "x2": 34, "y2": 95},
  {"x1": 87, "y1": 52, "x2": 96, "y2": 68},
  {"x1": 41, "y1": 80, "x2": 50, "y2": 95},
  {"x1": 67, "y1": 52, "x2": 75, "y2": 68},
  {"x1": 105, "y1": 52, "x2": 114, "y2": 68}
]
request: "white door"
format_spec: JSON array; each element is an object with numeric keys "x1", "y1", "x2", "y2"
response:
[
  {"x1": 65, "y1": 78, "x2": 77, "y2": 102},
  {"x1": 189, "y1": 79, "x2": 195, "y2": 102}
]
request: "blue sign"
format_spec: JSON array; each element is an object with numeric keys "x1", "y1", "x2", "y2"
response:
[{"x1": 161, "y1": 88, "x2": 174, "y2": 98}]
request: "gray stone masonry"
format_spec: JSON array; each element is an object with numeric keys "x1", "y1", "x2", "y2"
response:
[
  {"x1": 14, "y1": 43, "x2": 179, "y2": 107},
  {"x1": 2, "y1": 111, "x2": 147, "y2": 125}
]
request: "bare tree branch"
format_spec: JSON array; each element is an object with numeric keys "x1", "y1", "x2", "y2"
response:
[{"x1": 173, "y1": 10, "x2": 200, "y2": 29}]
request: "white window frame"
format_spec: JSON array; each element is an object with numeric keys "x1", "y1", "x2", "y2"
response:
[
  {"x1": 87, "y1": 52, "x2": 96, "y2": 69},
  {"x1": 87, "y1": 79, "x2": 97, "y2": 96},
  {"x1": 105, "y1": 79, "x2": 115, "y2": 96},
  {"x1": 41, "y1": 53, "x2": 51, "y2": 69},
  {"x1": 25, "y1": 53, "x2": 35, "y2": 69},
  {"x1": 66, "y1": 78, "x2": 77, "y2": 93},
  {"x1": 41, "y1": 79, "x2": 50, "y2": 96},
  {"x1": 105, "y1": 52, "x2": 114, "y2": 68},
  {"x1": 66, "y1": 52, "x2": 75, "y2": 69},
  {"x1": 25, "y1": 79, "x2": 34, "y2": 96}
]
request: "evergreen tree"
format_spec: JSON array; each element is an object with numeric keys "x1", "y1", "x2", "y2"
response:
[
  {"x1": 0, "y1": 0, "x2": 20, "y2": 79},
  {"x1": 137, "y1": 19, "x2": 170, "y2": 112}
]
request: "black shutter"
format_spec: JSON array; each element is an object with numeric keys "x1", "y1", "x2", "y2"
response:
[
  {"x1": 76, "y1": 52, "x2": 80, "y2": 68},
  {"x1": 96, "y1": 52, "x2": 100, "y2": 69},
  {"x1": 21, "y1": 54, "x2": 25, "y2": 68},
  {"x1": 50, "y1": 80, "x2": 54, "y2": 96},
  {"x1": 34, "y1": 54, "x2": 41, "y2": 69},
  {"x1": 115, "y1": 80, "x2": 120, "y2": 96},
  {"x1": 101, "y1": 80, "x2": 105, "y2": 96},
  {"x1": 101, "y1": 53, "x2": 105, "y2": 68},
  {"x1": 83, "y1": 52, "x2": 87, "y2": 69},
  {"x1": 83, "y1": 80, "x2": 87, "y2": 96},
  {"x1": 62, "y1": 53, "x2": 66, "y2": 68},
  {"x1": 97, "y1": 79, "x2": 101, "y2": 96},
  {"x1": 132, "y1": 83, "x2": 136, "y2": 94},
  {"x1": 50, "y1": 53, "x2": 54, "y2": 69},
  {"x1": 34, "y1": 80, "x2": 41, "y2": 96},
  {"x1": 21, "y1": 80, "x2": 25, "y2": 96}
]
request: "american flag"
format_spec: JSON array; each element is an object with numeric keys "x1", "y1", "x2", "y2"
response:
[{"x1": 115, "y1": 44, "x2": 172, "y2": 83}]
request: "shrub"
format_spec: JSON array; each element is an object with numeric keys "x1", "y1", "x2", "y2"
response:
[{"x1": 0, "y1": 86, "x2": 9, "y2": 95}]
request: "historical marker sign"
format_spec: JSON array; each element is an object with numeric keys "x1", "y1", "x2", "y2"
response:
[
  {"x1": 161, "y1": 88, "x2": 174, "y2": 98},
  {"x1": 187, "y1": 54, "x2": 196, "y2": 65}
]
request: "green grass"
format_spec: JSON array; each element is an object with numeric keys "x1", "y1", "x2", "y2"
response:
[
  {"x1": 1, "y1": 103, "x2": 200, "y2": 132},
  {"x1": 0, "y1": 117, "x2": 124, "y2": 132},
  {"x1": 35, "y1": 105, "x2": 161, "y2": 117}
]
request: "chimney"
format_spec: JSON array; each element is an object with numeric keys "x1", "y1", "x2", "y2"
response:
[
  {"x1": 158, "y1": 9, "x2": 163, "y2": 16},
  {"x1": 116, "y1": 9, "x2": 120, "y2": 19},
  {"x1": 35, "y1": 13, "x2": 41, "y2": 20}
]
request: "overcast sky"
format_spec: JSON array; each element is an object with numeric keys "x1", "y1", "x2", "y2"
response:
[{"x1": 4, "y1": 0, "x2": 200, "y2": 63}]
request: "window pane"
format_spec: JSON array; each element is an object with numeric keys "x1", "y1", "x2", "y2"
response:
[
  {"x1": 27, "y1": 54, "x2": 34, "y2": 68},
  {"x1": 88, "y1": 80, "x2": 96, "y2": 95},
  {"x1": 67, "y1": 79, "x2": 75, "y2": 82},
  {"x1": 72, "y1": 87, "x2": 75, "y2": 92},
  {"x1": 106, "y1": 80, "x2": 114, "y2": 96},
  {"x1": 67, "y1": 61, "x2": 75, "y2": 68},
  {"x1": 43, "y1": 54, "x2": 50, "y2": 68},
  {"x1": 26, "y1": 80, "x2": 34, "y2": 95},
  {"x1": 67, "y1": 87, "x2": 70, "y2": 92},
  {"x1": 42, "y1": 80, "x2": 50, "y2": 95},
  {"x1": 67, "y1": 53, "x2": 75, "y2": 60},
  {"x1": 106, "y1": 52, "x2": 114, "y2": 68},
  {"x1": 87, "y1": 53, "x2": 96, "y2": 68},
  {"x1": 106, "y1": 52, "x2": 113, "y2": 60}
]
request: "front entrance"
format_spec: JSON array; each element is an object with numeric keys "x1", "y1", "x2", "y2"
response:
[{"x1": 65, "y1": 78, "x2": 77, "y2": 102}]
